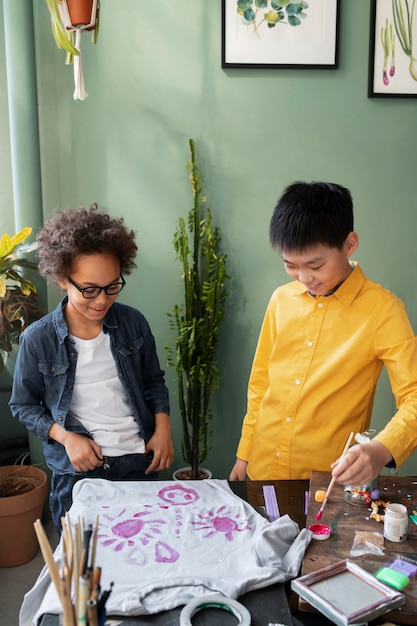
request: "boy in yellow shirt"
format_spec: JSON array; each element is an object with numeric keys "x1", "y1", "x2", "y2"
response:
[{"x1": 230, "y1": 181, "x2": 417, "y2": 485}]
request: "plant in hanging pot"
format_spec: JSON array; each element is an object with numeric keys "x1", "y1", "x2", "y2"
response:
[
  {"x1": 44, "y1": 0, "x2": 100, "y2": 100},
  {"x1": 166, "y1": 139, "x2": 230, "y2": 480},
  {"x1": 0, "y1": 227, "x2": 43, "y2": 376}
]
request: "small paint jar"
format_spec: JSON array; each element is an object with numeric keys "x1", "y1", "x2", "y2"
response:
[
  {"x1": 308, "y1": 523, "x2": 331, "y2": 540},
  {"x1": 383, "y1": 503, "x2": 408, "y2": 542}
]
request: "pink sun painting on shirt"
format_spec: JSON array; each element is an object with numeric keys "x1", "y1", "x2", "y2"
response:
[
  {"x1": 191, "y1": 505, "x2": 251, "y2": 541},
  {"x1": 97, "y1": 508, "x2": 179, "y2": 564}
]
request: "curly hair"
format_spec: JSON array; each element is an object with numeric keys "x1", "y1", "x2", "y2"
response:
[{"x1": 36, "y1": 203, "x2": 137, "y2": 285}]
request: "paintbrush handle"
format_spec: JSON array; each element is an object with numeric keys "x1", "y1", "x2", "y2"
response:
[
  {"x1": 316, "y1": 431, "x2": 355, "y2": 519},
  {"x1": 34, "y1": 519, "x2": 64, "y2": 604},
  {"x1": 324, "y1": 431, "x2": 355, "y2": 498}
]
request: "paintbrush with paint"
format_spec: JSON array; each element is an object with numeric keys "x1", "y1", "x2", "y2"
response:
[{"x1": 315, "y1": 431, "x2": 354, "y2": 521}]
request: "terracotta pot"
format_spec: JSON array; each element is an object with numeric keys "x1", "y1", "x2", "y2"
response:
[
  {"x1": 0, "y1": 465, "x2": 48, "y2": 567},
  {"x1": 66, "y1": 0, "x2": 97, "y2": 27},
  {"x1": 172, "y1": 467, "x2": 212, "y2": 480}
]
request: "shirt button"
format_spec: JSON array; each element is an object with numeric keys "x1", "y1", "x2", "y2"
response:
[
  {"x1": 318, "y1": 302, "x2": 323, "y2": 308},
  {"x1": 276, "y1": 452, "x2": 280, "y2": 458},
  {"x1": 58, "y1": 415, "x2": 63, "y2": 422},
  {"x1": 67, "y1": 385, "x2": 73, "y2": 390},
  {"x1": 307, "y1": 341, "x2": 313, "y2": 347},
  {"x1": 295, "y1": 379, "x2": 301, "y2": 385},
  {"x1": 286, "y1": 417, "x2": 291, "y2": 423}
]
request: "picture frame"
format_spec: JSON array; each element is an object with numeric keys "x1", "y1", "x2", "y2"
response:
[
  {"x1": 368, "y1": 0, "x2": 417, "y2": 97},
  {"x1": 291, "y1": 560, "x2": 405, "y2": 626},
  {"x1": 221, "y1": 0, "x2": 340, "y2": 69}
]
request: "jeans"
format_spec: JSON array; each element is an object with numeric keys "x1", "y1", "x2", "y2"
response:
[{"x1": 50, "y1": 453, "x2": 157, "y2": 533}]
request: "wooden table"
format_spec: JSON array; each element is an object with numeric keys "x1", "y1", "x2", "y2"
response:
[{"x1": 302, "y1": 472, "x2": 417, "y2": 624}]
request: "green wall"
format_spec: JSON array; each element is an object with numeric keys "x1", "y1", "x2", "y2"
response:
[{"x1": 1, "y1": 1, "x2": 417, "y2": 476}]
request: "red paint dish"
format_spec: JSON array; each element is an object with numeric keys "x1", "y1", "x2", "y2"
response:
[{"x1": 308, "y1": 523, "x2": 331, "y2": 540}]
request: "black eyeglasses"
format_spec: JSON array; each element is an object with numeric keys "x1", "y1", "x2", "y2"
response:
[{"x1": 67, "y1": 275, "x2": 126, "y2": 299}]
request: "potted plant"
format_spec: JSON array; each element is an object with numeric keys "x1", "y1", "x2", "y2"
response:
[
  {"x1": 0, "y1": 227, "x2": 43, "y2": 375},
  {"x1": 0, "y1": 464, "x2": 48, "y2": 567},
  {"x1": 166, "y1": 139, "x2": 230, "y2": 479},
  {"x1": 44, "y1": 0, "x2": 100, "y2": 100}
]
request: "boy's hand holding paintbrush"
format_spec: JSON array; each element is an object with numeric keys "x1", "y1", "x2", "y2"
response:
[
  {"x1": 316, "y1": 429, "x2": 393, "y2": 520},
  {"x1": 331, "y1": 435, "x2": 393, "y2": 488}
]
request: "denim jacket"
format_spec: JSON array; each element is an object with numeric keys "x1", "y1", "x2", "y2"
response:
[{"x1": 9, "y1": 297, "x2": 170, "y2": 475}]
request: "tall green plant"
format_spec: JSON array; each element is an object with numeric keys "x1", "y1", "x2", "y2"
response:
[{"x1": 167, "y1": 140, "x2": 230, "y2": 479}]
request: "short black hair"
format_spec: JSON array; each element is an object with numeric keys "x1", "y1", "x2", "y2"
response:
[{"x1": 269, "y1": 181, "x2": 354, "y2": 252}]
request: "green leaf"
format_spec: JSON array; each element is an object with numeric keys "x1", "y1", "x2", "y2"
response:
[
  {"x1": 288, "y1": 14, "x2": 301, "y2": 26},
  {"x1": 265, "y1": 11, "x2": 280, "y2": 24},
  {"x1": 243, "y1": 8, "x2": 256, "y2": 22},
  {"x1": 237, "y1": 0, "x2": 252, "y2": 9}
]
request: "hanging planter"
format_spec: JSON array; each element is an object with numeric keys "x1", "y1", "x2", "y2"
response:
[
  {"x1": 45, "y1": 0, "x2": 100, "y2": 101},
  {"x1": 60, "y1": 0, "x2": 98, "y2": 29}
]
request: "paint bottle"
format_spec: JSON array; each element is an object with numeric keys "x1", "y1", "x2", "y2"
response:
[
  {"x1": 344, "y1": 430, "x2": 379, "y2": 506},
  {"x1": 383, "y1": 503, "x2": 408, "y2": 542}
]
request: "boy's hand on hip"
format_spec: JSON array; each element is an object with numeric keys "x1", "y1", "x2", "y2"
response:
[
  {"x1": 49, "y1": 423, "x2": 103, "y2": 472},
  {"x1": 65, "y1": 432, "x2": 104, "y2": 472}
]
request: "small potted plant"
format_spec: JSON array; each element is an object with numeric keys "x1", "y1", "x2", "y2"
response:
[
  {"x1": 44, "y1": 0, "x2": 100, "y2": 100},
  {"x1": 166, "y1": 140, "x2": 230, "y2": 479},
  {"x1": 0, "y1": 227, "x2": 43, "y2": 375}
]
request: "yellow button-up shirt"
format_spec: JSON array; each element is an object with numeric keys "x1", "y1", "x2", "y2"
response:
[{"x1": 237, "y1": 264, "x2": 417, "y2": 480}]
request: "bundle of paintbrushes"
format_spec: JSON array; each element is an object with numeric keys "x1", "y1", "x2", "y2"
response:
[{"x1": 34, "y1": 514, "x2": 113, "y2": 626}]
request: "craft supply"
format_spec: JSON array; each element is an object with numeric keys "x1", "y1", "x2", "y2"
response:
[
  {"x1": 262, "y1": 484, "x2": 280, "y2": 521},
  {"x1": 35, "y1": 514, "x2": 106, "y2": 626},
  {"x1": 375, "y1": 567, "x2": 410, "y2": 591},
  {"x1": 383, "y1": 503, "x2": 408, "y2": 542},
  {"x1": 92, "y1": 566, "x2": 102, "y2": 589},
  {"x1": 390, "y1": 557, "x2": 417, "y2": 578},
  {"x1": 304, "y1": 490, "x2": 309, "y2": 515},
  {"x1": 308, "y1": 523, "x2": 331, "y2": 540},
  {"x1": 87, "y1": 599, "x2": 99, "y2": 626},
  {"x1": 89, "y1": 515, "x2": 99, "y2": 570},
  {"x1": 292, "y1": 559, "x2": 406, "y2": 626},
  {"x1": 77, "y1": 574, "x2": 89, "y2": 625},
  {"x1": 179, "y1": 594, "x2": 251, "y2": 626},
  {"x1": 344, "y1": 430, "x2": 379, "y2": 506},
  {"x1": 315, "y1": 431, "x2": 354, "y2": 521},
  {"x1": 97, "y1": 582, "x2": 113, "y2": 620},
  {"x1": 350, "y1": 531, "x2": 384, "y2": 557},
  {"x1": 344, "y1": 480, "x2": 380, "y2": 506},
  {"x1": 315, "y1": 490, "x2": 326, "y2": 503},
  {"x1": 370, "y1": 499, "x2": 389, "y2": 522},
  {"x1": 34, "y1": 519, "x2": 64, "y2": 604}
]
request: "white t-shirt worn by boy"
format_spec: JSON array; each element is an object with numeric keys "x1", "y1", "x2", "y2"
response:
[{"x1": 69, "y1": 331, "x2": 145, "y2": 455}]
